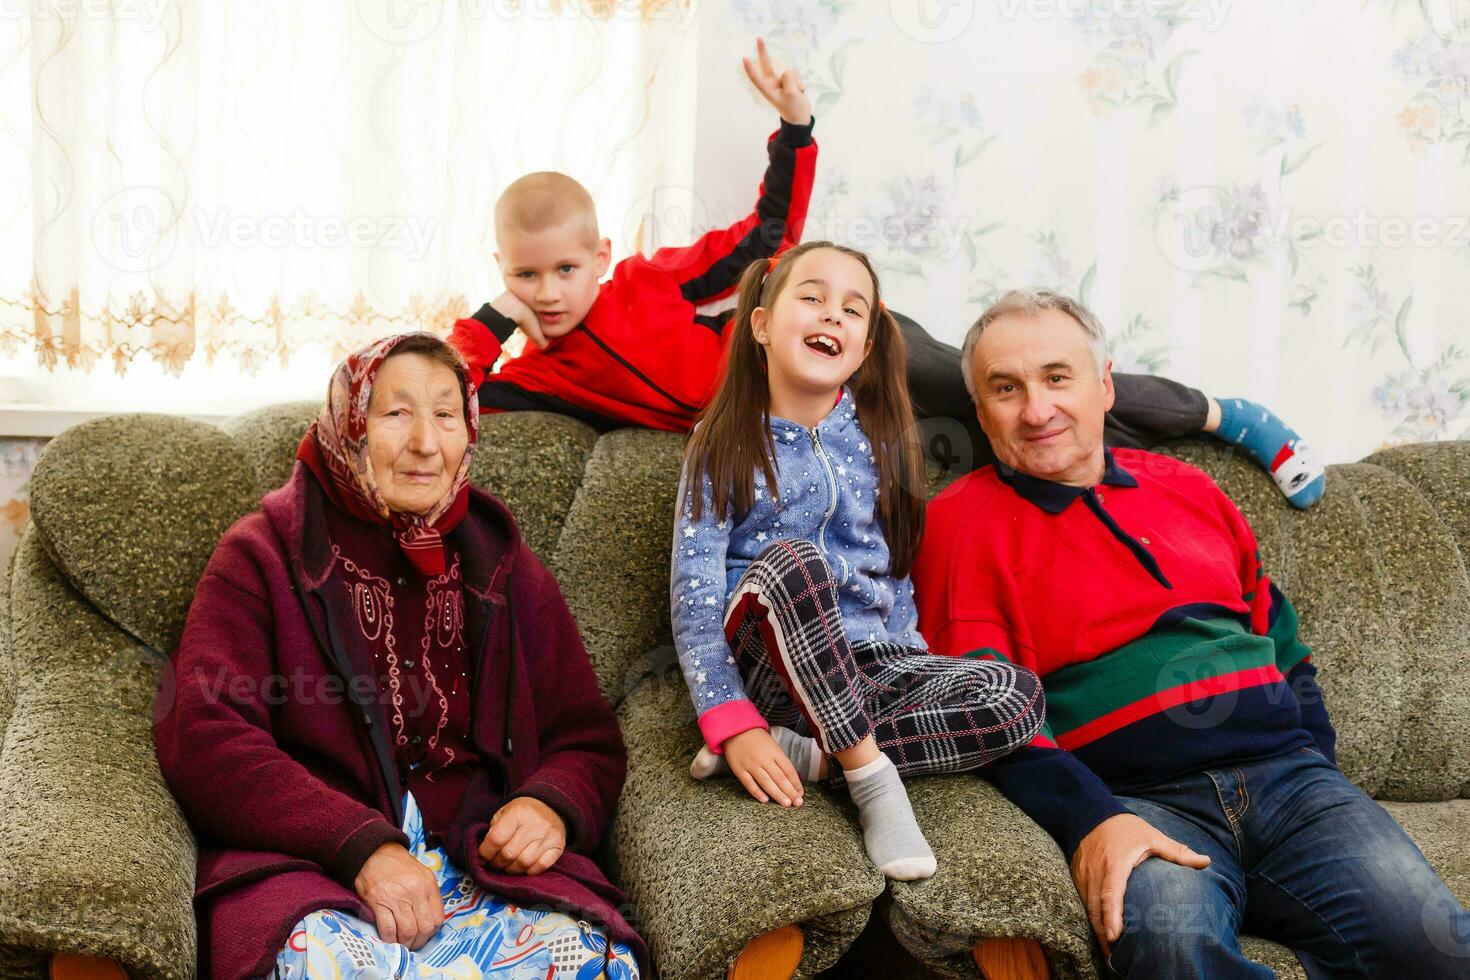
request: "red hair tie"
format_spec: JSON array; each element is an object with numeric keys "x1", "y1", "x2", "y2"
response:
[{"x1": 766, "y1": 255, "x2": 779, "y2": 274}]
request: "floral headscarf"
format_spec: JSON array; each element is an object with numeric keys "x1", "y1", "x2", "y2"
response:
[{"x1": 297, "y1": 333, "x2": 479, "y2": 577}]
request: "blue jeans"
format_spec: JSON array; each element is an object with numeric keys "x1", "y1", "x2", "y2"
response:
[{"x1": 1107, "y1": 746, "x2": 1470, "y2": 979}]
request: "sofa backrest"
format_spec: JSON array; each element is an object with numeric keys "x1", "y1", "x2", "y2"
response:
[{"x1": 19, "y1": 408, "x2": 1470, "y2": 803}]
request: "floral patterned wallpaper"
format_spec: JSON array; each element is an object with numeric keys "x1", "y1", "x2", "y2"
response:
[
  {"x1": 696, "y1": 0, "x2": 1470, "y2": 461},
  {"x1": 4, "y1": 2, "x2": 1468, "y2": 569}
]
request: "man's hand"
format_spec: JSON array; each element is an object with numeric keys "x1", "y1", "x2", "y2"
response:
[
  {"x1": 479, "y1": 796, "x2": 567, "y2": 875},
  {"x1": 743, "y1": 37, "x2": 811, "y2": 127},
  {"x1": 490, "y1": 289, "x2": 548, "y2": 350},
  {"x1": 1070, "y1": 813, "x2": 1211, "y2": 956},
  {"x1": 353, "y1": 842, "x2": 443, "y2": 950},
  {"x1": 723, "y1": 727, "x2": 804, "y2": 808}
]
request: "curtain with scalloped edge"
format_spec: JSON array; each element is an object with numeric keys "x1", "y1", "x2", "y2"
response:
[{"x1": 0, "y1": 0, "x2": 695, "y2": 380}]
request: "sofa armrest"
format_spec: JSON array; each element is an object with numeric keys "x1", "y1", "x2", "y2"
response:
[
  {"x1": 610, "y1": 656, "x2": 884, "y2": 980},
  {"x1": 884, "y1": 774, "x2": 1101, "y2": 980},
  {"x1": 0, "y1": 529, "x2": 196, "y2": 980}
]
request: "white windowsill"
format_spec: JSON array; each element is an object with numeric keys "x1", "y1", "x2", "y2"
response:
[{"x1": 0, "y1": 404, "x2": 234, "y2": 438}]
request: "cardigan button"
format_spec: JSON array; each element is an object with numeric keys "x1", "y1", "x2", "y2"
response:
[
  {"x1": 396, "y1": 576, "x2": 408, "y2": 587},
  {"x1": 409, "y1": 734, "x2": 422, "y2": 747},
  {"x1": 403, "y1": 659, "x2": 415, "y2": 670}
]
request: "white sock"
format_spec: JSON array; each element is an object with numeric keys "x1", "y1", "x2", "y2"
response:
[{"x1": 844, "y1": 753, "x2": 936, "y2": 881}]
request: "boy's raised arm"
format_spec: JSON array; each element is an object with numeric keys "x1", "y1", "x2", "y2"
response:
[{"x1": 646, "y1": 38, "x2": 817, "y2": 306}]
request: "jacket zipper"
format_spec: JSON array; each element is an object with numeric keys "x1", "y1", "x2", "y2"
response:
[{"x1": 808, "y1": 426, "x2": 849, "y2": 584}]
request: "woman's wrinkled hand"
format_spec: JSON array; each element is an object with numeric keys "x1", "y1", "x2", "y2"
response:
[
  {"x1": 479, "y1": 796, "x2": 567, "y2": 875},
  {"x1": 353, "y1": 842, "x2": 444, "y2": 950},
  {"x1": 723, "y1": 727, "x2": 804, "y2": 808}
]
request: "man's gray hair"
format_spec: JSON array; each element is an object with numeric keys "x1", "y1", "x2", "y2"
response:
[{"x1": 959, "y1": 288, "x2": 1109, "y2": 402}]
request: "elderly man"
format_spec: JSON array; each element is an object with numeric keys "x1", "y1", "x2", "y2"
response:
[{"x1": 910, "y1": 289, "x2": 1469, "y2": 979}]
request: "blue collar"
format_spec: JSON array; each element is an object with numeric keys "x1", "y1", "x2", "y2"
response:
[
  {"x1": 993, "y1": 449, "x2": 1139, "y2": 514},
  {"x1": 767, "y1": 386, "x2": 854, "y2": 437}
]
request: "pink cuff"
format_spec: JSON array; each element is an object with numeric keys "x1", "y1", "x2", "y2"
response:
[{"x1": 697, "y1": 700, "x2": 769, "y2": 754}]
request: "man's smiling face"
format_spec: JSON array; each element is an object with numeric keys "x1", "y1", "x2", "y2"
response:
[{"x1": 970, "y1": 307, "x2": 1116, "y2": 486}]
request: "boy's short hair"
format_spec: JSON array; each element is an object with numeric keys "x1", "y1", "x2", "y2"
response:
[{"x1": 494, "y1": 172, "x2": 600, "y2": 250}]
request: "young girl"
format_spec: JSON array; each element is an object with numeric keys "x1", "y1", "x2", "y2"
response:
[{"x1": 669, "y1": 240, "x2": 1047, "y2": 882}]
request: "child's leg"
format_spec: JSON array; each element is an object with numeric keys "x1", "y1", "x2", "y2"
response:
[
  {"x1": 717, "y1": 538, "x2": 935, "y2": 880},
  {"x1": 847, "y1": 644, "x2": 1045, "y2": 777},
  {"x1": 1105, "y1": 372, "x2": 1211, "y2": 446},
  {"x1": 1210, "y1": 396, "x2": 1326, "y2": 508}
]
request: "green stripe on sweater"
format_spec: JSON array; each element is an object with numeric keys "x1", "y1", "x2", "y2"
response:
[{"x1": 1044, "y1": 618, "x2": 1278, "y2": 738}]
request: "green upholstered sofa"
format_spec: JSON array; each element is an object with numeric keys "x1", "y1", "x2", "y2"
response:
[{"x1": 0, "y1": 403, "x2": 1466, "y2": 980}]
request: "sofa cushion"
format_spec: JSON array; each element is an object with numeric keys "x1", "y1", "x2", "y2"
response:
[
  {"x1": 219, "y1": 400, "x2": 318, "y2": 498},
  {"x1": 470, "y1": 412, "x2": 598, "y2": 563},
  {"x1": 1364, "y1": 441, "x2": 1470, "y2": 800},
  {"x1": 28, "y1": 415, "x2": 260, "y2": 653},
  {"x1": 612, "y1": 662, "x2": 882, "y2": 980},
  {"x1": 1155, "y1": 445, "x2": 1470, "y2": 802},
  {"x1": 0, "y1": 528, "x2": 195, "y2": 979},
  {"x1": 552, "y1": 428, "x2": 684, "y2": 705},
  {"x1": 1366, "y1": 442, "x2": 1470, "y2": 566}
]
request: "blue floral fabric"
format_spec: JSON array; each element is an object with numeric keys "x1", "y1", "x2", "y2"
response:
[{"x1": 269, "y1": 792, "x2": 639, "y2": 980}]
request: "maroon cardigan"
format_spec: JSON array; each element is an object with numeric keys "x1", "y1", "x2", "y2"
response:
[{"x1": 155, "y1": 463, "x2": 646, "y2": 979}]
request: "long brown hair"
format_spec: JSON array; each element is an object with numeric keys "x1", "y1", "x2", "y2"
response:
[{"x1": 682, "y1": 241, "x2": 927, "y2": 577}]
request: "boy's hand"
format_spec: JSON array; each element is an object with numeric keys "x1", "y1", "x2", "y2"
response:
[
  {"x1": 744, "y1": 37, "x2": 811, "y2": 127},
  {"x1": 723, "y1": 728, "x2": 804, "y2": 808},
  {"x1": 490, "y1": 289, "x2": 548, "y2": 350}
]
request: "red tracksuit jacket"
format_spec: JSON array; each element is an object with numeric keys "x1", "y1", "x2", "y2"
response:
[{"x1": 450, "y1": 118, "x2": 817, "y2": 432}]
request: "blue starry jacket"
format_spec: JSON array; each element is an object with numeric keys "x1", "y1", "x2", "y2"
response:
[{"x1": 670, "y1": 387, "x2": 925, "y2": 752}]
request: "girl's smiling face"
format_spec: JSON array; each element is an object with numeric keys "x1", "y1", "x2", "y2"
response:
[{"x1": 751, "y1": 247, "x2": 875, "y2": 402}]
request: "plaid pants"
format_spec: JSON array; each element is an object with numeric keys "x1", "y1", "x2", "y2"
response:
[{"x1": 723, "y1": 539, "x2": 1044, "y2": 777}]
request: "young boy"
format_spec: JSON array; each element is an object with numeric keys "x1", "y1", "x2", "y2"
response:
[
  {"x1": 450, "y1": 40, "x2": 814, "y2": 434},
  {"x1": 451, "y1": 41, "x2": 1325, "y2": 507}
]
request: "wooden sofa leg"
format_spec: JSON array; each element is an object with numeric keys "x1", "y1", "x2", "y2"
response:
[
  {"x1": 972, "y1": 936, "x2": 1050, "y2": 980},
  {"x1": 49, "y1": 954, "x2": 129, "y2": 980},
  {"x1": 728, "y1": 924, "x2": 804, "y2": 980}
]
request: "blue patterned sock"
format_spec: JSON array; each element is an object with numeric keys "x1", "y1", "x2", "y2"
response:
[{"x1": 1214, "y1": 398, "x2": 1325, "y2": 508}]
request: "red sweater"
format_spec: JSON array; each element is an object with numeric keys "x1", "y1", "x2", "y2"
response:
[
  {"x1": 451, "y1": 118, "x2": 817, "y2": 432},
  {"x1": 912, "y1": 449, "x2": 1334, "y2": 857}
]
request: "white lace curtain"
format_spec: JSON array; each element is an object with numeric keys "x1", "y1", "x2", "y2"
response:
[{"x1": 0, "y1": 0, "x2": 695, "y2": 407}]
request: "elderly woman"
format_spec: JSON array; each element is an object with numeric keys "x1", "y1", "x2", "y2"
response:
[{"x1": 155, "y1": 333, "x2": 645, "y2": 979}]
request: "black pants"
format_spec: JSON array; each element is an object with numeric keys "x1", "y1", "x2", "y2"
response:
[{"x1": 894, "y1": 310, "x2": 1210, "y2": 477}]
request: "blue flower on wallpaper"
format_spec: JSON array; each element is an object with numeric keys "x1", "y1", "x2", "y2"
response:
[
  {"x1": 1244, "y1": 99, "x2": 1321, "y2": 176},
  {"x1": 1346, "y1": 264, "x2": 1469, "y2": 441},
  {"x1": 1074, "y1": 2, "x2": 1197, "y2": 123},
  {"x1": 732, "y1": 0, "x2": 838, "y2": 49},
  {"x1": 914, "y1": 86, "x2": 996, "y2": 171},
  {"x1": 1152, "y1": 177, "x2": 1322, "y2": 299},
  {"x1": 1372, "y1": 368, "x2": 1467, "y2": 439},
  {"x1": 731, "y1": 0, "x2": 857, "y2": 114},
  {"x1": 1108, "y1": 314, "x2": 1173, "y2": 375},
  {"x1": 869, "y1": 175, "x2": 955, "y2": 271},
  {"x1": 1390, "y1": 33, "x2": 1470, "y2": 157},
  {"x1": 1075, "y1": 6, "x2": 1174, "y2": 66}
]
